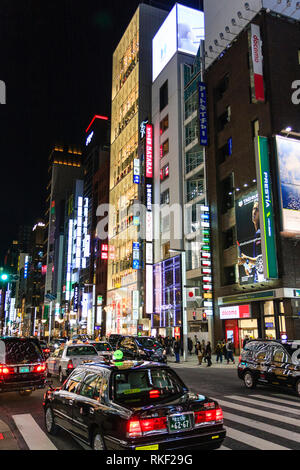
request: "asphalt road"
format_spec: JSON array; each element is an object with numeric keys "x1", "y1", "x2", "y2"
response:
[{"x1": 0, "y1": 364, "x2": 299, "y2": 451}]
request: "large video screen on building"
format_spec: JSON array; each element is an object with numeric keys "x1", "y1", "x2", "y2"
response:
[
  {"x1": 152, "y1": 4, "x2": 204, "y2": 82},
  {"x1": 275, "y1": 135, "x2": 300, "y2": 234},
  {"x1": 236, "y1": 190, "x2": 265, "y2": 285}
]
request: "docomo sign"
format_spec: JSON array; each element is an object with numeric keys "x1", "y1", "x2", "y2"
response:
[
  {"x1": 220, "y1": 305, "x2": 251, "y2": 321},
  {"x1": 251, "y1": 24, "x2": 265, "y2": 102},
  {"x1": 145, "y1": 124, "x2": 153, "y2": 179}
]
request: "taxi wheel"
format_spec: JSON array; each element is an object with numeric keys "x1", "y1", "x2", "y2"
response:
[
  {"x1": 45, "y1": 406, "x2": 59, "y2": 436},
  {"x1": 19, "y1": 390, "x2": 32, "y2": 397},
  {"x1": 59, "y1": 369, "x2": 66, "y2": 384},
  {"x1": 243, "y1": 371, "x2": 256, "y2": 389},
  {"x1": 296, "y1": 380, "x2": 300, "y2": 397},
  {"x1": 92, "y1": 429, "x2": 106, "y2": 451}
]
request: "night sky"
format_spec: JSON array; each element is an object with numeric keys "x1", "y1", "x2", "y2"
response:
[{"x1": 0, "y1": 0, "x2": 201, "y2": 262}]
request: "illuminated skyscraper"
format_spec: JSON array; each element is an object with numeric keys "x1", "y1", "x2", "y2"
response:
[{"x1": 106, "y1": 4, "x2": 167, "y2": 336}]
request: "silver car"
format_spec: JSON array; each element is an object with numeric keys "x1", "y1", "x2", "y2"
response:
[{"x1": 46, "y1": 344, "x2": 100, "y2": 383}]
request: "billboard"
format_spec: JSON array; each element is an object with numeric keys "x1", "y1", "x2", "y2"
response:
[
  {"x1": 255, "y1": 137, "x2": 278, "y2": 279},
  {"x1": 220, "y1": 305, "x2": 251, "y2": 321},
  {"x1": 152, "y1": 4, "x2": 205, "y2": 81},
  {"x1": 236, "y1": 190, "x2": 265, "y2": 285},
  {"x1": 249, "y1": 24, "x2": 265, "y2": 103},
  {"x1": 275, "y1": 135, "x2": 300, "y2": 235}
]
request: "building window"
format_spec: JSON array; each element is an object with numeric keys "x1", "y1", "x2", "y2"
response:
[
  {"x1": 217, "y1": 106, "x2": 231, "y2": 132},
  {"x1": 223, "y1": 228, "x2": 236, "y2": 250},
  {"x1": 160, "y1": 80, "x2": 168, "y2": 112},
  {"x1": 160, "y1": 115, "x2": 169, "y2": 135},
  {"x1": 161, "y1": 189, "x2": 170, "y2": 205},
  {"x1": 162, "y1": 242, "x2": 170, "y2": 260},
  {"x1": 160, "y1": 164, "x2": 169, "y2": 182},
  {"x1": 161, "y1": 139, "x2": 169, "y2": 158},
  {"x1": 218, "y1": 138, "x2": 233, "y2": 164},
  {"x1": 215, "y1": 74, "x2": 229, "y2": 101},
  {"x1": 220, "y1": 175, "x2": 234, "y2": 214}
]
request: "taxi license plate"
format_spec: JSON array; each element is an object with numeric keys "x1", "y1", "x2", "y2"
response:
[
  {"x1": 136, "y1": 445, "x2": 159, "y2": 451},
  {"x1": 19, "y1": 367, "x2": 30, "y2": 374},
  {"x1": 168, "y1": 414, "x2": 192, "y2": 433}
]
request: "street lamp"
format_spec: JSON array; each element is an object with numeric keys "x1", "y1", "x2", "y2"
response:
[{"x1": 169, "y1": 249, "x2": 188, "y2": 362}]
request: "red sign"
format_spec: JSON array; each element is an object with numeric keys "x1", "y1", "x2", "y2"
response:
[
  {"x1": 220, "y1": 305, "x2": 251, "y2": 320},
  {"x1": 145, "y1": 124, "x2": 153, "y2": 179},
  {"x1": 251, "y1": 24, "x2": 265, "y2": 102}
]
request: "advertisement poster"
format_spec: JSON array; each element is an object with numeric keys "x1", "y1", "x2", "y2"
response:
[
  {"x1": 275, "y1": 135, "x2": 300, "y2": 234},
  {"x1": 236, "y1": 190, "x2": 265, "y2": 285}
]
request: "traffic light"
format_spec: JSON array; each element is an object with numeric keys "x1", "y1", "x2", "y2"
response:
[
  {"x1": 0, "y1": 273, "x2": 9, "y2": 282},
  {"x1": 202, "y1": 312, "x2": 207, "y2": 322}
]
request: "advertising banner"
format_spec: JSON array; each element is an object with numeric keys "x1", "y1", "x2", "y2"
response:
[
  {"x1": 198, "y1": 82, "x2": 208, "y2": 146},
  {"x1": 275, "y1": 135, "x2": 300, "y2": 235},
  {"x1": 220, "y1": 305, "x2": 251, "y2": 321},
  {"x1": 236, "y1": 190, "x2": 265, "y2": 285},
  {"x1": 255, "y1": 136, "x2": 278, "y2": 279},
  {"x1": 249, "y1": 24, "x2": 265, "y2": 103}
]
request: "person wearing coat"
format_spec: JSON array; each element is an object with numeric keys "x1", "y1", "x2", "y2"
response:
[{"x1": 205, "y1": 342, "x2": 212, "y2": 367}]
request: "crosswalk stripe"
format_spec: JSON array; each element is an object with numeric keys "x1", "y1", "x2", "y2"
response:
[
  {"x1": 251, "y1": 394, "x2": 300, "y2": 408},
  {"x1": 13, "y1": 414, "x2": 57, "y2": 451},
  {"x1": 218, "y1": 399, "x2": 300, "y2": 427},
  {"x1": 224, "y1": 411, "x2": 300, "y2": 444},
  {"x1": 272, "y1": 393, "x2": 300, "y2": 402},
  {"x1": 225, "y1": 426, "x2": 290, "y2": 450},
  {"x1": 226, "y1": 395, "x2": 300, "y2": 415},
  {"x1": 217, "y1": 446, "x2": 231, "y2": 451}
]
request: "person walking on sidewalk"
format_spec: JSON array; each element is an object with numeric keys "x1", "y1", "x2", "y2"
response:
[
  {"x1": 205, "y1": 342, "x2": 212, "y2": 367},
  {"x1": 216, "y1": 341, "x2": 223, "y2": 364},
  {"x1": 222, "y1": 339, "x2": 227, "y2": 362},
  {"x1": 188, "y1": 337, "x2": 193, "y2": 355},
  {"x1": 196, "y1": 341, "x2": 203, "y2": 365},
  {"x1": 201, "y1": 340, "x2": 207, "y2": 363},
  {"x1": 226, "y1": 339, "x2": 235, "y2": 364},
  {"x1": 174, "y1": 339, "x2": 181, "y2": 364}
]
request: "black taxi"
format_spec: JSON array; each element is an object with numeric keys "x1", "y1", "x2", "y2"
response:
[
  {"x1": 43, "y1": 359, "x2": 226, "y2": 451},
  {"x1": 238, "y1": 339, "x2": 300, "y2": 396}
]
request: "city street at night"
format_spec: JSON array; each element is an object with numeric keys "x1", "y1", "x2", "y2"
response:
[
  {"x1": 0, "y1": 360, "x2": 300, "y2": 451},
  {"x1": 1, "y1": 0, "x2": 300, "y2": 455}
]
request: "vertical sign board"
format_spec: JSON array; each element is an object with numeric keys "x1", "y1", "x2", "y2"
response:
[
  {"x1": 255, "y1": 136, "x2": 278, "y2": 279},
  {"x1": 198, "y1": 82, "x2": 208, "y2": 146},
  {"x1": 249, "y1": 24, "x2": 265, "y2": 103},
  {"x1": 145, "y1": 124, "x2": 154, "y2": 316}
]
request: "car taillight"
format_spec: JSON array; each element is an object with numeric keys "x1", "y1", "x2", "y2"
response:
[
  {"x1": 149, "y1": 389, "x2": 160, "y2": 399},
  {"x1": 67, "y1": 360, "x2": 74, "y2": 370},
  {"x1": 127, "y1": 417, "x2": 167, "y2": 438},
  {"x1": 0, "y1": 365, "x2": 13, "y2": 375},
  {"x1": 195, "y1": 407, "x2": 223, "y2": 425},
  {"x1": 34, "y1": 363, "x2": 47, "y2": 373},
  {"x1": 44, "y1": 349, "x2": 50, "y2": 354},
  {"x1": 127, "y1": 420, "x2": 142, "y2": 438}
]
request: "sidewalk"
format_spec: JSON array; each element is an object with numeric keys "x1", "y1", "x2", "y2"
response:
[
  {"x1": 168, "y1": 354, "x2": 237, "y2": 369},
  {"x1": 0, "y1": 419, "x2": 19, "y2": 450}
]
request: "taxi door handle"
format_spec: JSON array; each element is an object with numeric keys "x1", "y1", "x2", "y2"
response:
[{"x1": 69, "y1": 400, "x2": 74, "y2": 406}]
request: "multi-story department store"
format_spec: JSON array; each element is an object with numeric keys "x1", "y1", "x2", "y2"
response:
[{"x1": 106, "y1": 4, "x2": 167, "y2": 336}]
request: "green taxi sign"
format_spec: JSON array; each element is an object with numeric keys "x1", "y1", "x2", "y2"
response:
[{"x1": 113, "y1": 350, "x2": 124, "y2": 362}]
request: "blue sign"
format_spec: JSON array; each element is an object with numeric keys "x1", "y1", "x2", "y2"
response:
[
  {"x1": 199, "y1": 82, "x2": 208, "y2": 147},
  {"x1": 133, "y1": 175, "x2": 140, "y2": 184},
  {"x1": 133, "y1": 242, "x2": 140, "y2": 251},
  {"x1": 133, "y1": 260, "x2": 140, "y2": 270}
]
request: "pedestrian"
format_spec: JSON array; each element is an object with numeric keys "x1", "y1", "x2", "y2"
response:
[
  {"x1": 243, "y1": 336, "x2": 250, "y2": 349},
  {"x1": 174, "y1": 339, "x2": 181, "y2": 363},
  {"x1": 201, "y1": 340, "x2": 206, "y2": 363},
  {"x1": 216, "y1": 341, "x2": 223, "y2": 363},
  {"x1": 222, "y1": 339, "x2": 227, "y2": 362},
  {"x1": 196, "y1": 342, "x2": 203, "y2": 365},
  {"x1": 226, "y1": 339, "x2": 235, "y2": 364},
  {"x1": 205, "y1": 342, "x2": 212, "y2": 367},
  {"x1": 188, "y1": 337, "x2": 193, "y2": 355}
]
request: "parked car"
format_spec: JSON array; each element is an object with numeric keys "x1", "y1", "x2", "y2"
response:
[
  {"x1": 89, "y1": 341, "x2": 113, "y2": 364},
  {"x1": 0, "y1": 337, "x2": 47, "y2": 396},
  {"x1": 116, "y1": 336, "x2": 167, "y2": 363},
  {"x1": 238, "y1": 339, "x2": 300, "y2": 396},
  {"x1": 46, "y1": 343, "x2": 99, "y2": 383},
  {"x1": 108, "y1": 334, "x2": 123, "y2": 350},
  {"x1": 44, "y1": 361, "x2": 226, "y2": 450}
]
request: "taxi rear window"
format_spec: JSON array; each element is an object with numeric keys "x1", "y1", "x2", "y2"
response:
[
  {"x1": 66, "y1": 346, "x2": 98, "y2": 357},
  {"x1": 1, "y1": 339, "x2": 43, "y2": 365},
  {"x1": 113, "y1": 368, "x2": 185, "y2": 405},
  {"x1": 93, "y1": 343, "x2": 112, "y2": 352}
]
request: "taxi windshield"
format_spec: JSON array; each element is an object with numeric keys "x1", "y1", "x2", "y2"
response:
[
  {"x1": 113, "y1": 368, "x2": 185, "y2": 406},
  {"x1": 66, "y1": 346, "x2": 98, "y2": 357}
]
